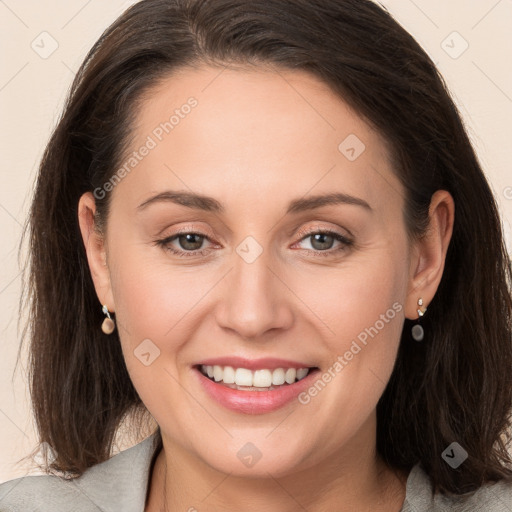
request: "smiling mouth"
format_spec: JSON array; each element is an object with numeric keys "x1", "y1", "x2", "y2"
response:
[{"x1": 197, "y1": 364, "x2": 319, "y2": 391}]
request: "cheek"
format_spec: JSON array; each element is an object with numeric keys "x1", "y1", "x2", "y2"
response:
[
  {"x1": 292, "y1": 252, "x2": 407, "y2": 347},
  {"x1": 108, "y1": 249, "x2": 207, "y2": 436},
  {"x1": 109, "y1": 225, "x2": 408, "y2": 428},
  {"x1": 291, "y1": 251, "x2": 407, "y2": 415},
  {"x1": 109, "y1": 243, "x2": 214, "y2": 342},
  {"x1": 106, "y1": 246, "x2": 198, "y2": 384}
]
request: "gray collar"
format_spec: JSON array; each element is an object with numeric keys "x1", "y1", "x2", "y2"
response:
[{"x1": 73, "y1": 431, "x2": 161, "y2": 511}]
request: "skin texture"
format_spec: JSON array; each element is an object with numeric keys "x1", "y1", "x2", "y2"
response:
[{"x1": 78, "y1": 65, "x2": 454, "y2": 511}]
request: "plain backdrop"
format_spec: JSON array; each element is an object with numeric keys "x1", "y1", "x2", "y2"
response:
[{"x1": 1, "y1": 0, "x2": 511, "y2": 483}]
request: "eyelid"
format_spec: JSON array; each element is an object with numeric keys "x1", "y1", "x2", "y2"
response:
[
  {"x1": 156, "y1": 222, "x2": 353, "y2": 257},
  {"x1": 154, "y1": 231, "x2": 216, "y2": 258},
  {"x1": 293, "y1": 224, "x2": 353, "y2": 242},
  {"x1": 167, "y1": 223, "x2": 217, "y2": 240}
]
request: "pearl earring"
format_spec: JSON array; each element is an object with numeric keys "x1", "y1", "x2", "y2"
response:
[
  {"x1": 101, "y1": 305, "x2": 116, "y2": 335},
  {"x1": 411, "y1": 298, "x2": 427, "y2": 341}
]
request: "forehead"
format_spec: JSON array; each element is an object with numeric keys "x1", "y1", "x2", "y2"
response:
[{"x1": 113, "y1": 65, "x2": 402, "y2": 215}]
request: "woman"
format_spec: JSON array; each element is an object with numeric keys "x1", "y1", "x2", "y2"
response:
[{"x1": 1, "y1": 0, "x2": 511, "y2": 510}]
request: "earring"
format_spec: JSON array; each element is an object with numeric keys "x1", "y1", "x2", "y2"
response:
[
  {"x1": 411, "y1": 298, "x2": 427, "y2": 341},
  {"x1": 101, "y1": 305, "x2": 116, "y2": 335}
]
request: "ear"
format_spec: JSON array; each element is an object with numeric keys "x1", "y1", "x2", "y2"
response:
[
  {"x1": 405, "y1": 190, "x2": 455, "y2": 319},
  {"x1": 77, "y1": 192, "x2": 115, "y2": 312}
]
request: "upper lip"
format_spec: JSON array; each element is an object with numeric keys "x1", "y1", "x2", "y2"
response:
[{"x1": 195, "y1": 356, "x2": 316, "y2": 371}]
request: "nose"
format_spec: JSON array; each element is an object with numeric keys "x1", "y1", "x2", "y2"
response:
[{"x1": 214, "y1": 249, "x2": 294, "y2": 341}]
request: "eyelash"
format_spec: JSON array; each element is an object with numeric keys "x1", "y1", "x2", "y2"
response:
[
  {"x1": 294, "y1": 228, "x2": 353, "y2": 257},
  {"x1": 154, "y1": 227, "x2": 353, "y2": 259}
]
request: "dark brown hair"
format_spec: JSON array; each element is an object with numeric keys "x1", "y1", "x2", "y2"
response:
[{"x1": 19, "y1": 0, "x2": 512, "y2": 496}]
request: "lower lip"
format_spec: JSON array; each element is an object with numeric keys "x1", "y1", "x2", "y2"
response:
[{"x1": 194, "y1": 367, "x2": 319, "y2": 414}]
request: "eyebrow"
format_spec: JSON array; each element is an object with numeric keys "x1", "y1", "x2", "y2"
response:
[
  {"x1": 137, "y1": 190, "x2": 372, "y2": 214},
  {"x1": 287, "y1": 192, "x2": 371, "y2": 213},
  {"x1": 138, "y1": 190, "x2": 224, "y2": 213}
]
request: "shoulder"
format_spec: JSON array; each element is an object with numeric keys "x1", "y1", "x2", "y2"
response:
[
  {"x1": 0, "y1": 432, "x2": 160, "y2": 512},
  {"x1": 403, "y1": 463, "x2": 512, "y2": 511},
  {"x1": 0, "y1": 474, "x2": 85, "y2": 512}
]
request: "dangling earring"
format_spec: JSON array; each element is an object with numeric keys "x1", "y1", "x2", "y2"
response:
[
  {"x1": 411, "y1": 298, "x2": 427, "y2": 341},
  {"x1": 101, "y1": 305, "x2": 116, "y2": 334}
]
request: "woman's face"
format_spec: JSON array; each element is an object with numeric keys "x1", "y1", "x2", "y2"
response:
[{"x1": 84, "y1": 65, "x2": 421, "y2": 477}]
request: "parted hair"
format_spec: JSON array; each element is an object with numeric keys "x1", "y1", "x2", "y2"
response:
[{"x1": 20, "y1": 0, "x2": 512, "y2": 495}]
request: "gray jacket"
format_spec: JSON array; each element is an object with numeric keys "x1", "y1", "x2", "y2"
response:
[{"x1": 1, "y1": 433, "x2": 512, "y2": 511}]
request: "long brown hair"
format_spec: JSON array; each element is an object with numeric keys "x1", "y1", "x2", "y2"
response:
[{"x1": 19, "y1": 0, "x2": 512, "y2": 495}]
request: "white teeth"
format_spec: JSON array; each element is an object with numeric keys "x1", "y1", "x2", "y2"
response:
[
  {"x1": 296, "y1": 368, "x2": 309, "y2": 380},
  {"x1": 200, "y1": 365, "x2": 311, "y2": 387},
  {"x1": 235, "y1": 368, "x2": 253, "y2": 386},
  {"x1": 253, "y1": 369, "x2": 272, "y2": 387},
  {"x1": 213, "y1": 365, "x2": 223, "y2": 382},
  {"x1": 285, "y1": 368, "x2": 296, "y2": 384},
  {"x1": 223, "y1": 366, "x2": 235, "y2": 384},
  {"x1": 272, "y1": 368, "x2": 285, "y2": 385}
]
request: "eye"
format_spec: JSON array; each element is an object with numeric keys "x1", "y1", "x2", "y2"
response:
[
  {"x1": 154, "y1": 231, "x2": 215, "y2": 258},
  {"x1": 293, "y1": 228, "x2": 353, "y2": 257},
  {"x1": 173, "y1": 233, "x2": 206, "y2": 251},
  {"x1": 154, "y1": 227, "x2": 353, "y2": 259}
]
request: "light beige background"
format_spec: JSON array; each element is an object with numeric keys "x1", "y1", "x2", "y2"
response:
[{"x1": 1, "y1": 0, "x2": 511, "y2": 483}]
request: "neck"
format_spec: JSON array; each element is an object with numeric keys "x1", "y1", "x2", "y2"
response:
[{"x1": 145, "y1": 416, "x2": 408, "y2": 512}]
